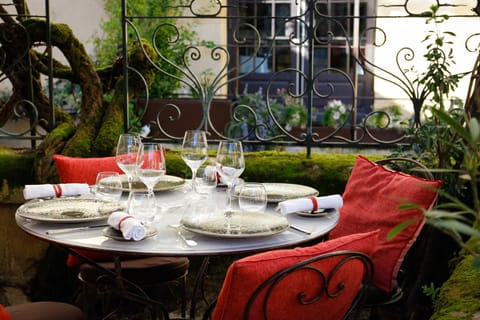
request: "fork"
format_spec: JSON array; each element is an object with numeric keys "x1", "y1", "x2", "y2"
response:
[{"x1": 169, "y1": 224, "x2": 198, "y2": 247}]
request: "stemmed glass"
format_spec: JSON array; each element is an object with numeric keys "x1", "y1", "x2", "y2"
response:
[
  {"x1": 181, "y1": 130, "x2": 208, "y2": 195},
  {"x1": 215, "y1": 140, "x2": 245, "y2": 212},
  {"x1": 136, "y1": 142, "x2": 166, "y2": 195},
  {"x1": 115, "y1": 133, "x2": 142, "y2": 191}
]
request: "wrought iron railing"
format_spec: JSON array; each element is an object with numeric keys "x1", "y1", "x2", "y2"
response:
[
  {"x1": 0, "y1": 1, "x2": 478, "y2": 155},
  {"x1": 0, "y1": 0, "x2": 53, "y2": 149},
  {"x1": 121, "y1": 0, "x2": 479, "y2": 155}
]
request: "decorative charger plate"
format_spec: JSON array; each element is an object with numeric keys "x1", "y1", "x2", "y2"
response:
[
  {"x1": 250, "y1": 183, "x2": 319, "y2": 202},
  {"x1": 119, "y1": 174, "x2": 185, "y2": 192},
  {"x1": 102, "y1": 226, "x2": 157, "y2": 241},
  {"x1": 180, "y1": 211, "x2": 289, "y2": 238},
  {"x1": 17, "y1": 198, "x2": 124, "y2": 223}
]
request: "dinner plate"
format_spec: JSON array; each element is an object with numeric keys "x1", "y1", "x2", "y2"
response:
[
  {"x1": 258, "y1": 183, "x2": 319, "y2": 202},
  {"x1": 119, "y1": 174, "x2": 185, "y2": 192},
  {"x1": 16, "y1": 198, "x2": 124, "y2": 223},
  {"x1": 180, "y1": 211, "x2": 289, "y2": 238},
  {"x1": 102, "y1": 226, "x2": 157, "y2": 241}
]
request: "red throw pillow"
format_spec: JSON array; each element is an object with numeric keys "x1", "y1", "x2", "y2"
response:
[
  {"x1": 212, "y1": 230, "x2": 379, "y2": 320},
  {"x1": 53, "y1": 154, "x2": 125, "y2": 267},
  {"x1": 329, "y1": 155, "x2": 442, "y2": 293},
  {"x1": 53, "y1": 154, "x2": 123, "y2": 185}
]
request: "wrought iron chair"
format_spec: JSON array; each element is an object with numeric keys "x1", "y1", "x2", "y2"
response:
[{"x1": 203, "y1": 251, "x2": 374, "y2": 320}]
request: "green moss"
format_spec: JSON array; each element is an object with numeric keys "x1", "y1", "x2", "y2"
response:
[
  {"x1": 164, "y1": 150, "x2": 383, "y2": 195},
  {"x1": 0, "y1": 148, "x2": 36, "y2": 203},
  {"x1": 431, "y1": 238, "x2": 480, "y2": 319}
]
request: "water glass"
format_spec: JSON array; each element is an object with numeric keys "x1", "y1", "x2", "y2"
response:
[
  {"x1": 195, "y1": 164, "x2": 218, "y2": 195},
  {"x1": 238, "y1": 183, "x2": 267, "y2": 213},
  {"x1": 94, "y1": 171, "x2": 122, "y2": 202},
  {"x1": 127, "y1": 191, "x2": 157, "y2": 224}
]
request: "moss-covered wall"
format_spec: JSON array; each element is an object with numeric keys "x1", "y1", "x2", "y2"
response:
[{"x1": 430, "y1": 238, "x2": 480, "y2": 320}]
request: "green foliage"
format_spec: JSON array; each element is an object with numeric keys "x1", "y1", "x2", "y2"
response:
[
  {"x1": 227, "y1": 88, "x2": 307, "y2": 142},
  {"x1": 362, "y1": 104, "x2": 409, "y2": 129},
  {"x1": 423, "y1": 282, "x2": 441, "y2": 301},
  {"x1": 321, "y1": 100, "x2": 350, "y2": 127},
  {"x1": 415, "y1": 4, "x2": 464, "y2": 109},
  {"x1": 93, "y1": 0, "x2": 197, "y2": 98},
  {"x1": 423, "y1": 108, "x2": 480, "y2": 257}
]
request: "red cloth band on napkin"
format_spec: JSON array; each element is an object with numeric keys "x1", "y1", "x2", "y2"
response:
[
  {"x1": 53, "y1": 184, "x2": 62, "y2": 197},
  {"x1": 117, "y1": 215, "x2": 134, "y2": 230},
  {"x1": 309, "y1": 196, "x2": 318, "y2": 211}
]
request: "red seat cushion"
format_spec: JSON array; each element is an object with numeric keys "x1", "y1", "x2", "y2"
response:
[
  {"x1": 5, "y1": 302, "x2": 85, "y2": 320},
  {"x1": 329, "y1": 155, "x2": 442, "y2": 293},
  {"x1": 53, "y1": 154, "x2": 125, "y2": 267},
  {"x1": 212, "y1": 230, "x2": 379, "y2": 320}
]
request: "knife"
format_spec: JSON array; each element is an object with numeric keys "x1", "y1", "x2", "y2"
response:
[
  {"x1": 289, "y1": 225, "x2": 312, "y2": 235},
  {"x1": 46, "y1": 224, "x2": 109, "y2": 235}
]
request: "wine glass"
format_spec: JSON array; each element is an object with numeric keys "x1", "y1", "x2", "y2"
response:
[
  {"x1": 181, "y1": 130, "x2": 208, "y2": 194},
  {"x1": 116, "y1": 133, "x2": 142, "y2": 191},
  {"x1": 136, "y1": 142, "x2": 166, "y2": 194},
  {"x1": 215, "y1": 140, "x2": 245, "y2": 211}
]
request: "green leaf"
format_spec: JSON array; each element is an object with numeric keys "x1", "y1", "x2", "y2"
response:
[
  {"x1": 429, "y1": 219, "x2": 480, "y2": 238},
  {"x1": 387, "y1": 218, "x2": 419, "y2": 240},
  {"x1": 469, "y1": 118, "x2": 480, "y2": 143},
  {"x1": 431, "y1": 108, "x2": 471, "y2": 144}
]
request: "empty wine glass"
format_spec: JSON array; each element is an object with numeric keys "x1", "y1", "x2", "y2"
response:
[
  {"x1": 116, "y1": 133, "x2": 142, "y2": 191},
  {"x1": 181, "y1": 130, "x2": 208, "y2": 194},
  {"x1": 136, "y1": 142, "x2": 166, "y2": 194},
  {"x1": 215, "y1": 140, "x2": 245, "y2": 212}
]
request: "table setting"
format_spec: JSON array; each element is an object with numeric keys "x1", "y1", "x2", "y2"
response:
[{"x1": 16, "y1": 130, "x2": 342, "y2": 252}]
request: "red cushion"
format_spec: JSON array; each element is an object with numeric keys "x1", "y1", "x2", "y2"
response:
[
  {"x1": 329, "y1": 155, "x2": 442, "y2": 293},
  {"x1": 212, "y1": 230, "x2": 379, "y2": 320},
  {"x1": 0, "y1": 305, "x2": 11, "y2": 320},
  {"x1": 53, "y1": 154, "x2": 124, "y2": 267}
]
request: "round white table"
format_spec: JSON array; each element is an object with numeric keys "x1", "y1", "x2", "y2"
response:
[{"x1": 15, "y1": 185, "x2": 339, "y2": 319}]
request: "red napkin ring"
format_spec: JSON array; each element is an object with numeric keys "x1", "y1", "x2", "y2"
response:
[
  {"x1": 53, "y1": 184, "x2": 62, "y2": 197},
  {"x1": 309, "y1": 196, "x2": 318, "y2": 212},
  {"x1": 117, "y1": 215, "x2": 134, "y2": 230}
]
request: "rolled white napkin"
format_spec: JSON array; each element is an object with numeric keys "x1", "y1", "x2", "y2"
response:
[
  {"x1": 107, "y1": 211, "x2": 146, "y2": 241},
  {"x1": 214, "y1": 165, "x2": 242, "y2": 186},
  {"x1": 23, "y1": 183, "x2": 90, "y2": 200},
  {"x1": 277, "y1": 194, "x2": 343, "y2": 215}
]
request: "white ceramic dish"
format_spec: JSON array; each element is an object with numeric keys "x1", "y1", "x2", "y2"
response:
[
  {"x1": 17, "y1": 198, "x2": 124, "y2": 223},
  {"x1": 118, "y1": 174, "x2": 185, "y2": 192},
  {"x1": 252, "y1": 183, "x2": 319, "y2": 202},
  {"x1": 180, "y1": 211, "x2": 289, "y2": 238}
]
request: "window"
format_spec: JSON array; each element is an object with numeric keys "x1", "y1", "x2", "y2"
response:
[
  {"x1": 238, "y1": 0, "x2": 293, "y2": 73},
  {"x1": 314, "y1": 0, "x2": 369, "y2": 74}
]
